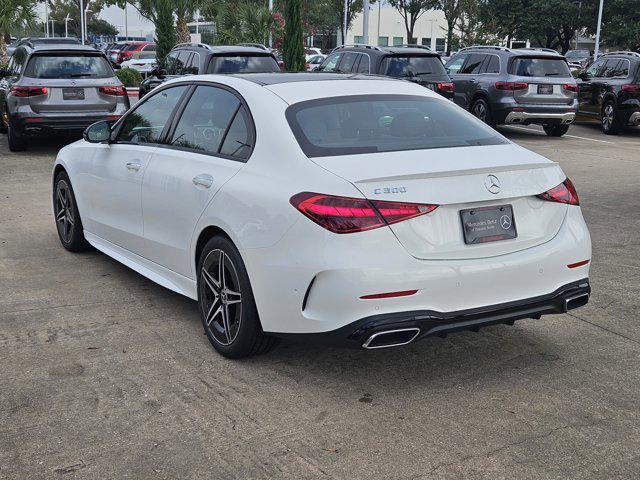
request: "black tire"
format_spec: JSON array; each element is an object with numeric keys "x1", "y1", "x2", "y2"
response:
[
  {"x1": 197, "y1": 236, "x2": 279, "y2": 358},
  {"x1": 471, "y1": 97, "x2": 495, "y2": 127},
  {"x1": 7, "y1": 119, "x2": 26, "y2": 152},
  {"x1": 53, "y1": 171, "x2": 91, "y2": 252},
  {"x1": 0, "y1": 105, "x2": 8, "y2": 134},
  {"x1": 543, "y1": 123, "x2": 570, "y2": 137},
  {"x1": 601, "y1": 100, "x2": 622, "y2": 135}
]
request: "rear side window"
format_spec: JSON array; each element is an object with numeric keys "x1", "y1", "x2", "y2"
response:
[
  {"x1": 510, "y1": 57, "x2": 571, "y2": 78},
  {"x1": 169, "y1": 86, "x2": 252, "y2": 159},
  {"x1": 24, "y1": 54, "x2": 113, "y2": 79},
  {"x1": 356, "y1": 54, "x2": 370, "y2": 73},
  {"x1": 459, "y1": 54, "x2": 484, "y2": 74},
  {"x1": 286, "y1": 95, "x2": 507, "y2": 158},
  {"x1": 382, "y1": 55, "x2": 446, "y2": 77},
  {"x1": 484, "y1": 55, "x2": 500, "y2": 74},
  {"x1": 207, "y1": 55, "x2": 279, "y2": 73}
]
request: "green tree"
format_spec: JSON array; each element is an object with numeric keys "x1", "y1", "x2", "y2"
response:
[
  {"x1": 0, "y1": 0, "x2": 37, "y2": 62},
  {"x1": 598, "y1": 0, "x2": 640, "y2": 50},
  {"x1": 206, "y1": 0, "x2": 274, "y2": 45},
  {"x1": 154, "y1": 0, "x2": 175, "y2": 68},
  {"x1": 436, "y1": 0, "x2": 467, "y2": 55},
  {"x1": 283, "y1": 0, "x2": 304, "y2": 71},
  {"x1": 389, "y1": 0, "x2": 438, "y2": 44}
]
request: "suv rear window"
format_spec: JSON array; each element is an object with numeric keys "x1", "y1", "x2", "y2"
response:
[
  {"x1": 207, "y1": 55, "x2": 279, "y2": 73},
  {"x1": 510, "y1": 57, "x2": 571, "y2": 78},
  {"x1": 24, "y1": 54, "x2": 113, "y2": 79},
  {"x1": 382, "y1": 55, "x2": 446, "y2": 77},
  {"x1": 286, "y1": 95, "x2": 507, "y2": 158}
]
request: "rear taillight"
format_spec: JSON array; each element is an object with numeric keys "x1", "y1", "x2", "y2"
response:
[
  {"x1": 99, "y1": 85, "x2": 127, "y2": 96},
  {"x1": 621, "y1": 84, "x2": 640, "y2": 93},
  {"x1": 437, "y1": 82, "x2": 454, "y2": 93},
  {"x1": 495, "y1": 81, "x2": 528, "y2": 91},
  {"x1": 537, "y1": 178, "x2": 580, "y2": 206},
  {"x1": 10, "y1": 86, "x2": 47, "y2": 97},
  {"x1": 290, "y1": 192, "x2": 438, "y2": 234},
  {"x1": 563, "y1": 83, "x2": 579, "y2": 93}
]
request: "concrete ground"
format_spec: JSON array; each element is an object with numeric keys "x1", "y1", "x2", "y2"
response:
[{"x1": 1, "y1": 122, "x2": 639, "y2": 479}]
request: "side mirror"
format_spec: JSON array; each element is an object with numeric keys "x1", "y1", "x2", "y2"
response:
[
  {"x1": 83, "y1": 121, "x2": 111, "y2": 143},
  {"x1": 112, "y1": 63, "x2": 121, "y2": 70},
  {"x1": 445, "y1": 67, "x2": 450, "y2": 74},
  {"x1": 150, "y1": 67, "x2": 166, "y2": 78}
]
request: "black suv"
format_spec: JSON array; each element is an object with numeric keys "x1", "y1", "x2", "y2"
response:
[
  {"x1": 575, "y1": 51, "x2": 640, "y2": 134},
  {"x1": 139, "y1": 43, "x2": 280, "y2": 98},
  {"x1": 317, "y1": 44, "x2": 454, "y2": 100},
  {"x1": 444, "y1": 46, "x2": 578, "y2": 136}
]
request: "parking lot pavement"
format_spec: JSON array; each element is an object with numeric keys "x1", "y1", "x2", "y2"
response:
[{"x1": 1, "y1": 125, "x2": 639, "y2": 480}]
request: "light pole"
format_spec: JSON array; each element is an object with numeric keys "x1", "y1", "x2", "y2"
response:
[
  {"x1": 268, "y1": 0, "x2": 273, "y2": 48},
  {"x1": 50, "y1": 19, "x2": 55, "y2": 37},
  {"x1": 124, "y1": 1, "x2": 128, "y2": 40},
  {"x1": 44, "y1": 0, "x2": 49, "y2": 37},
  {"x1": 594, "y1": 0, "x2": 604, "y2": 58},
  {"x1": 65, "y1": 14, "x2": 71, "y2": 38},
  {"x1": 79, "y1": 0, "x2": 85, "y2": 44},
  {"x1": 343, "y1": 0, "x2": 348, "y2": 45},
  {"x1": 362, "y1": 0, "x2": 369, "y2": 44}
]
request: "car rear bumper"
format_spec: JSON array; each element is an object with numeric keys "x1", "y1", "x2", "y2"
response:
[
  {"x1": 11, "y1": 114, "x2": 123, "y2": 137},
  {"x1": 504, "y1": 110, "x2": 575, "y2": 126},
  {"x1": 274, "y1": 278, "x2": 591, "y2": 348},
  {"x1": 243, "y1": 205, "x2": 592, "y2": 334}
]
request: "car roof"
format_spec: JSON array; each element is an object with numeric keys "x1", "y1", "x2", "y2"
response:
[
  {"x1": 29, "y1": 44, "x2": 102, "y2": 53},
  {"x1": 457, "y1": 46, "x2": 563, "y2": 58},
  {"x1": 163, "y1": 72, "x2": 437, "y2": 105},
  {"x1": 172, "y1": 44, "x2": 274, "y2": 55},
  {"x1": 332, "y1": 44, "x2": 439, "y2": 57}
]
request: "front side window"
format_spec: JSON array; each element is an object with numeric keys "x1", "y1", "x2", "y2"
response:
[
  {"x1": 286, "y1": 95, "x2": 507, "y2": 158},
  {"x1": 165, "y1": 52, "x2": 181, "y2": 75},
  {"x1": 511, "y1": 57, "x2": 571, "y2": 78},
  {"x1": 382, "y1": 55, "x2": 447, "y2": 77},
  {"x1": 445, "y1": 54, "x2": 467, "y2": 74},
  {"x1": 585, "y1": 59, "x2": 605, "y2": 77},
  {"x1": 24, "y1": 54, "x2": 113, "y2": 79},
  {"x1": 207, "y1": 55, "x2": 279, "y2": 73},
  {"x1": 169, "y1": 86, "x2": 251, "y2": 159},
  {"x1": 319, "y1": 54, "x2": 341, "y2": 72},
  {"x1": 117, "y1": 85, "x2": 188, "y2": 144}
]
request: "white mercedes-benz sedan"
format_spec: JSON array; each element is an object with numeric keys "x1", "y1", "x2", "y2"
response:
[{"x1": 52, "y1": 73, "x2": 592, "y2": 358}]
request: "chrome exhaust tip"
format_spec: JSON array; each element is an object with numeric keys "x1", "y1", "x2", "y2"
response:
[
  {"x1": 564, "y1": 293, "x2": 589, "y2": 312},
  {"x1": 362, "y1": 327, "x2": 421, "y2": 349}
]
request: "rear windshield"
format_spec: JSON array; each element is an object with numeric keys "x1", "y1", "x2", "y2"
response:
[
  {"x1": 565, "y1": 50, "x2": 589, "y2": 59},
  {"x1": 382, "y1": 55, "x2": 446, "y2": 77},
  {"x1": 24, "y1": 54, "x2": 113, "y2": 79},
  {"x1": 286, "y1": 95, "x2": 507, "y2": 158},
  {"x1": 510, "y1": 57, "x2": 571, "y2": 77},
  {"x1": 31, "y1": 38, "x2": 79, "y2": 45},
  {"x1": 207, "y1": 55, "x2": 280, "y2": 73}
]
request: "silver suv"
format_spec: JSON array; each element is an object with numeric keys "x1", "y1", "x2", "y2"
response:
[
  {"x1": 444, "y1": 46, "x2": 578, "y2": 136},
  {"x1": 0, "y1": 43, "x2": 129, "y2": 151}
]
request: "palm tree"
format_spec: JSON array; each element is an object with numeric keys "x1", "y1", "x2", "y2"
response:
[
  {"x1": 204, "y1": 0, "x2": 274, "y2": 45},
  {"x1": 0, "y1": 0, "x2": 37, "y2": 63}
]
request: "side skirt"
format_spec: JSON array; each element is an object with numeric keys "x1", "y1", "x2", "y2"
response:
[{"x1": 84, "y1": 231, "x2": 198, "y2": 300}]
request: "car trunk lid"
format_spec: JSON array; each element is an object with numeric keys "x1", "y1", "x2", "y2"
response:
[
  {"x1": 509, "y1": 56, "x2": 576, "y2": 105},
  {"x1": 311, "y1": 143, "x2": 568, "y2": 260},
  {"x1": 26, "y1": 78, "x2": 119, "y2": 113}
]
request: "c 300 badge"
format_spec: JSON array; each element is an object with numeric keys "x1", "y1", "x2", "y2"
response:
[{"x1": 373, "y1": 186, "x2": 407, "y2": 195}]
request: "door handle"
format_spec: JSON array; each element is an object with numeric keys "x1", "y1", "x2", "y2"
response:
[
  {"x1": 192, "y1": 174, "x2": 214, "y2": 189},
  {"x1": 126, "y1": 161, "x2": 141, "y2": 172},
  {"x1": 469, "y1": 78, "x2": 477, "y2": 83}
]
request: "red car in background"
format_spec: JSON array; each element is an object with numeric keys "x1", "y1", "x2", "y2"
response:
[{"x1": 114, "y1": 42, "x2": 156, "y2": 64}]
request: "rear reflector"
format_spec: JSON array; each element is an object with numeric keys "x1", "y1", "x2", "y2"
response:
[
  {"x1": 621, "y1": 84, "x2": 640, "y2": 93},
  {"x1": 290, "y1": 192, "x2": 438, "y2": 234},
  {"x1": 495, "y1": 81, "x2": 528, "y2": 91},
  {"x1": 360, "y1": 290, "x2": 418, "y2": 300},
  {"x1": 10, "y1": 86, "x2": 47, "y2": 97},
  {"x1": 567, "y1": 259, "x2": 590, "y2": 269},
  {"x1": 536, "y1": 178, "x2": 580, "y2": 206},
  {"x1": 437, "y1": 82, "x2": 454, "y2": 93},
  {"x1": 99, "y1": 85, "x2": 127, "y2": 96},
  {"x1": 563, "y1": 84, "x2": 579, "y2": 93}
]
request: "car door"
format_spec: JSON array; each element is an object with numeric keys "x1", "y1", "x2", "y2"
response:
[
  {"x1": 577, "y1": 58, "x2": 605, "y2": 118},
  {"x1": 444, "y1": 53, "x2": 469, "y2": 107},
  {"x1": 141, "y1": 84, "x2": 252, "y2": 277},
  {"x1": 452, "y1": 53, "x2": 485, "y2": 109},
  {"x1": 87, "y1": 84, "x2": 189, "y2": 254}
]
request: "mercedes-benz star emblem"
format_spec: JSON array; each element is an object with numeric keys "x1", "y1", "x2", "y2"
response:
[
  {"x1": 500, "y1": 215, "x2": 512, "y2": 230},
  {"x1": 485, "y1": 174, "x2": 501, "y2": 194}
]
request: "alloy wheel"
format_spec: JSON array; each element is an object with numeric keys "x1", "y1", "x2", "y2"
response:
[
  {"x1": 473, "y1": 102, "x2": 487, "y2": 122},
  {"x1": 602, "y1": 104, "x2": 614, "y2": 131},
  {"x1": 200, "y1": 249, "x2": 243, "y2": 346},
  {"x1": 55, "y1": 180, "x2": 75, "y2": 243}
]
